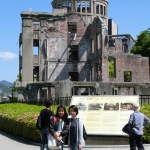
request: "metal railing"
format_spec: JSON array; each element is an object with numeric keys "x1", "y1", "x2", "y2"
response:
[
  {"x1": 16, "y1": 97, "x2": 72, "y2": 106},
  {"x1": 139, "y1": 95, "x2": 150, "y2": 105},
  {"x1": 1, "y1": 95, "x2": 150, "y2": 106}
]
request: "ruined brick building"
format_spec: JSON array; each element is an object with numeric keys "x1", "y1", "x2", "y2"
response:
[{"x1": 16, "y1": 0, "x2": 150, "y2": 100}]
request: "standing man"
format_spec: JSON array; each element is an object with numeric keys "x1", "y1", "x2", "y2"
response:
[
  {"x1": 40, "y1": 100, "x2": 54, "y2": 150},
  {"x1": 128, "y1": 102, "x2": 150, "y2": 150}
]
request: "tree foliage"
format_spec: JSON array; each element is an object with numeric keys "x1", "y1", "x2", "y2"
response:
[
  {"x1": 108, "y1": 60, "x2": 115, "y2": 78},
  {"x1": 131, "y1": 28, "x2": 150, "y2": 57}
]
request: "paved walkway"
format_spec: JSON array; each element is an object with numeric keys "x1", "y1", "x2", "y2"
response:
[{"x1": 1, "y1": 130, "x2": 150, "y2": 150}]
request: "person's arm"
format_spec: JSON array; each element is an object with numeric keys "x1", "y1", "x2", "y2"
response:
[
  {"x1": 78, "y1": 119, "x2": 83, "y2": 149},
  {"x1": 60, "y1": 123, "x2": 69, "y2": 136},
  {"x1": 128, "y1": 113, "x2": 134, "y2": 124},
  {"x1": 49, "y1": 116, "x2": 56, "y2": 136},
  {"x1": 143, "y1": 115, "x2": 150, "y2": 128}
]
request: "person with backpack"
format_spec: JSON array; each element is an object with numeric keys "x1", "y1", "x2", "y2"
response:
[
  {"x1": 68, "y1": 105, "x2": 85, "y2": 150},
  {"x1": 49, "y1": 105, "x2": 68, "y2": 150},
  {"x1": 128, "y1": 102, "x2": 150, "y2": 150},
  {"x1": 39, "y1": 100, "x2": 54, "y2": 150}
]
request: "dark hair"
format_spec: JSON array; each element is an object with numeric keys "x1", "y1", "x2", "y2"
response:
[
  {"x1": 45, "y1": 100, "x2": 53, "y2": 108},
  {"x1": 68, "y1": 105, "x2": 78, "y2": 115},
  {"x1": 55, "y1": 105, "x2": 68, "y2": 122}
]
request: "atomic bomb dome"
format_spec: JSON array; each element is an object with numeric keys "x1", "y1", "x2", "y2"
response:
[{"x1": 51, "y1": 0, "x2": 108, "y2": 25}]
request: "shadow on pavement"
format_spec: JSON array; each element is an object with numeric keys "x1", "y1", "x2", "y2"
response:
[{"x1": 0, "y1": 130, "x2": 38, "y2": 145}]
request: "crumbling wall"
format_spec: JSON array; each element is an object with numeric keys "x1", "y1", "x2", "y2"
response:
[
  {"x1": 46, "y1": 13, "x2": 91, "y2": 81},
  {"x1": 102, "y1": 38, "x2": 149, "y2": 83}
]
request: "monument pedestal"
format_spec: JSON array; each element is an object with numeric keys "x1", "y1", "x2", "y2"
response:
[{"x1": 85, "y1": 135, "x2": 129, "y2": 145}]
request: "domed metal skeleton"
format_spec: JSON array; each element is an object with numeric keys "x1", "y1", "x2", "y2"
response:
[{"x1": 51, "y1": 0, "x2": 108, "y2": 25}]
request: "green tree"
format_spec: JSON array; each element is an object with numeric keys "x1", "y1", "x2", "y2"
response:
[
  {"x1": 108, "y1": 60, "x2": 115, "y2": 78},
  {"x1": 131, "y1": 28, "x2": 150, "y2": 57},
  {"x1": 9, "y1": 74, "x2": 21, "y2": 100}
]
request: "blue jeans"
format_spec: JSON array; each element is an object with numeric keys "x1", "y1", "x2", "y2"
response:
[
  {"x1": 40, "y1": 128, "x2": 50, "y2": 150},
  {"x1": 70, "y1": 143, "x2": 80, "y2": 150}
]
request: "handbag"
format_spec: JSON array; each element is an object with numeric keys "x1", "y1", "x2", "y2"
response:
[
  {"x1": 122, "y1": 113, "x2": 135, "y2": 135},
  {"x1": 48, "y1": 134, "x2": 58, "y2": 149},
  {"x1": 122, "y1": 123, "x2": 133, "y2": 135}
]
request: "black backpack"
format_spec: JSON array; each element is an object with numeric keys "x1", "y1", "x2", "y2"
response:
[{"x1": 36, "y1": 115, "x2": 42, "y2": 130}]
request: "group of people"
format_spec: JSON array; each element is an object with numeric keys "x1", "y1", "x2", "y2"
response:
[
  {"x1": 38, "y1": 100, "x2": 85, "y2": 150},
  {"x1": 38, "y1": 100, "x2": 150, "y2": 150}
]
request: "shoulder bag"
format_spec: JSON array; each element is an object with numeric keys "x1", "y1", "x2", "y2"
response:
[{"x1": 122, "y1": 113, "x2": 135, "y2": 135}]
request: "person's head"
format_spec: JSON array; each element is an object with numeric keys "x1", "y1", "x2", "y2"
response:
[
  {"x1": 45, "y1": 100, "x2": 53, "y2": 109},
  {"x1": 69, "y1": 105, "x2": 78, "y2": 118},
  {"x1": 132, "y1": 102, "x2": 140, "y2": 111},
  {"x1": 55, "y1": 105, "x2": 68, "y2": 122}
]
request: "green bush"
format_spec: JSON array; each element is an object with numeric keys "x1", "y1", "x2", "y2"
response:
[
  {"x1": 0, "y1": 103, "x2": 69, "y2": 143},
  {"x1": 140, "y1": 103, "x2": 150, "y2": 143}
]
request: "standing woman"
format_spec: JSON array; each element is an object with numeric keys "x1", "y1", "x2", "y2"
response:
[
  {"x1": 68, "y1": 105, "x2": 85, "y2": 150},
  {"x1": 49, "y1": 105, "x2": 68, "y2": 150}
]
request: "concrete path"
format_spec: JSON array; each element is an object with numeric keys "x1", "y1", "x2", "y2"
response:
[{"x1": 1, "y1": 130, "x2": 150, "y2": 150}]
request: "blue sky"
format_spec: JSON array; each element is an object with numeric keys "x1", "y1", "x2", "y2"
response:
[{"x1": 0, "y1": 0, "x2": 150, "y2": 83}]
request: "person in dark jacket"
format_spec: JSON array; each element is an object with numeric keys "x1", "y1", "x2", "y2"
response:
[
  {"x1": 68, "y1": 105, "x2": 85, "y2": 150},
  {"x1": 128, "y1": 102, "x2": 150, "y2": 150},
  {"x1": 49, "y1": 105, "x2": 68, "y2": 150},
  {"x1": 40, "y1": 100, "x2": 54, "y2": 150}
]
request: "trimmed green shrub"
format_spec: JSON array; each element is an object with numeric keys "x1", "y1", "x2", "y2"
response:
[
  {"x1": 140, "y1": 103, "x2": 150, "y2": 143},
  {"x1": 0, "y1": 103, "x2": 69, "y2": 143}
]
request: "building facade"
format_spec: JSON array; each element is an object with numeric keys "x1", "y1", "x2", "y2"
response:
[{"x1": 16, "y1": 0, "x2": 150, "y2": 100}]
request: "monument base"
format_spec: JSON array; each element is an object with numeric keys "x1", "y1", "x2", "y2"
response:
[{"x1": 85, "y1": 135, "x2": 129, "y2": 145}]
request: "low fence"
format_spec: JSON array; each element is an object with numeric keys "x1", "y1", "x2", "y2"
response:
[
  {"x1": 27, "y1": 97, "x2": 72, "y2": 106},
  {"x1": 1, "y1": 95, "x2": 150, "y2": 106},
  {"x1": 139, "y1": 95, "x2": 150, "y2": 105}
]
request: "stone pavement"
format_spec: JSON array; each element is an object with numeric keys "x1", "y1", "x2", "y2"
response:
[{"x1": 1, "y1": 130, "x2": 150, "y2": 150}]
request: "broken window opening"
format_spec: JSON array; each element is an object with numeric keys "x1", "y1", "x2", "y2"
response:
[
  {"x1": 109, "y1": 38, "x2": 115, "y2": 47},
  {"x1": 124, "y1": 71, "x2": 132, "y2": 82},
  {"x1": 82, "y1": 2, "x2": 86, "y2": 13},
  {"x1": 69, "y1": 72, "x2": 79, "y2": 81},
  {"x1": 108, "y1": 58, "x2": 116, "y2": 78},
  {"x1": 96, "y1": 4, "x2": 99, "y2": 14},
  {"x1": 62, "y1": 3, "x2": 72, "y2": 12},
  {"x1": 33, "y1": 66, "x2": 39, "y2": 81},
  {"x1": 104, "y1": 6, "x2": 106, "y2": 16},
  {"x1": 33, "y1": 39, "x2": 39, "y2": 55},
  {"x1": 101, "y1": 5, "x2": 103, "y2": 15},
  {"x1": 68, "y1": 22, "x2": 77, "y2": 33},
  {"x1": 68, "y1": 45, "x2": 78, "y2": 60},
  {"x1": 62, "y1": 3, "x2": 67, "y2": 7},
  {"x1": 58, "y1": 4, "x2": 62, "y2": 8},
  {"x1": 87, "y1": 2, "x2": 91, "y2": 13},
  {"x1": 113, "y1": 88, "x2": 118, "y2": 95},
  {"x1": 77, "y1": 2, "x2": 81, "y2": 12},
  {"x1": 122, "y1": 39, "x2": 129, "y2": 53}
]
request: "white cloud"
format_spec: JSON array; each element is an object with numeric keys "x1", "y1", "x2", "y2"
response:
[{"x1": 0, "y1": 51, "x2": 18, "y2": 60}]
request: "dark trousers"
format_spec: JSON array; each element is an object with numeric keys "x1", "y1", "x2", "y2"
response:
[{"x1": 129, "y1": 132, "x2": 144, "y2": 150}]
